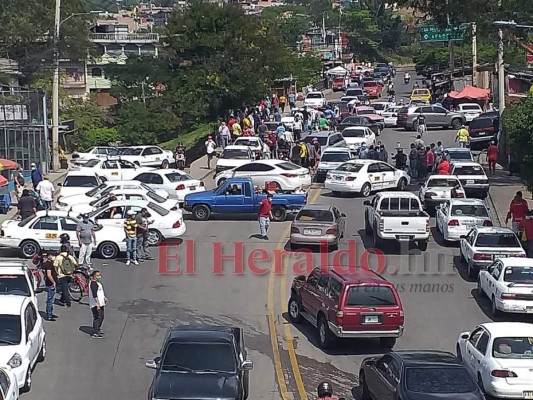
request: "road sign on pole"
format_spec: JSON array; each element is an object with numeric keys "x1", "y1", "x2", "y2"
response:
[{"x1": 420, "y1": 24, "x2": 470, "y2": 42}]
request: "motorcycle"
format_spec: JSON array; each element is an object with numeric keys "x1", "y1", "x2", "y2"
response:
[
  {"x1": 175, "y1": 152, "x2": 186, "y2": 170},
  {"x1": 404, "y1": 75, "x2": 410, "y2": 84}
]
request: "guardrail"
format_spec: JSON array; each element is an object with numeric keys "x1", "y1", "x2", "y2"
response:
[{"x1": 89, "y1": 33, "x2": 159, "y2": 42}]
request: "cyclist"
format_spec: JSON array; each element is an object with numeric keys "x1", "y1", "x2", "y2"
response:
[
  {"x1": 455, "y1": 125, "x2": 470, "y2": 148},
  {"x1": 416, "y1": 113, "x2": 426, "y2": 135}
]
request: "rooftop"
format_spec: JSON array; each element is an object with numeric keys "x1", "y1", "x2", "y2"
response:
[{"x1": 480, "y1": 322, "x2": 533, "y2": 336}]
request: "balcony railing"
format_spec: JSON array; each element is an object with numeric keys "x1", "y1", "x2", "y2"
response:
[{"x1": 89, "y1": 33, "x2": 159, "y2": 42}]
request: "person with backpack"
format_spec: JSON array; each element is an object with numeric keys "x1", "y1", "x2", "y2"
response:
[{"x1": 53, "y1": 244, "x2": 78, "y2": 307}]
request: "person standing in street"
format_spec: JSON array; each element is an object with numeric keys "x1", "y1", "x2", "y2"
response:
[
  {"x1": 519, "y1": 211, "x2": 533, "y2": 257},
  {"x1": 258, "y1": 193, "x2": 273, "y2": 240},
  {"x1": 487, "y1": 141, "x2": 499, "y2": 176},
  {"x1": 77, "y1": 213, "x2": 96, "y2": 269},
  {"x1": 16, "y1": 189, "x2": 36, "y2": 220},
  {"x1": 89, "y1": 270, "x2": 107, "y2": 339},
  {"x1": 279, "y1": 94, "x2": 287, "y2": 113},
  {"x1": 36, "y1": 175, "x2": 55, "y2": 209},
  {"x1": 288, "y1": 92, "x2": 296, "y2": 110},
  {"x1": 12, "y1": 166, "x2": 25, "y2": 200},
  {"x1": 30, "y1": 162, "x2": 42, "y2": 190},
  {"x1": 136, "y1": 208, "x2": 154, "y2": 262},
  {"x1": 124, "y1": 210, "x2": 139, "y2": 265},
  {"x1": 437, "y1": 157, "x2": 450, "y2": 175},
  {"x1": 425, "y1": 146, "x2": 434, "y2": 175},
  {"x1": 506, "y1": 191, "x2": 529, "y2": 234},
  {"x1": 42, "y1": 252, "x2": 57, "y2": 321},
  {"x1": 293, "y1": 117, "x2": 303, "y2": 141},
  {"x1": 205, "y1": 135, "x2": 217, "y2": 169},
  {"x1": 218, "y1": 121, "x2": 231, "y2": 149},
  {"x1": 54, "y1": 245, "x2": 77, "y2": 308},
  {"x1": 455, "y1": 125, "x2": 470, "y2": 148}
]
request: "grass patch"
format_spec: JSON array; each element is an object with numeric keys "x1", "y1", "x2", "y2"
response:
[{"x1": 160, "y1": 123, "x2": 214, "y2": 150}]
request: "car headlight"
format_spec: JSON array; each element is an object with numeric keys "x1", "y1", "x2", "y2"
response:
[{"x1": 8, "y1": 353, "x2": 22, "y2": 368}]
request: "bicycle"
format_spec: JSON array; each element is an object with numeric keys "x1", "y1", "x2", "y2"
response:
[{"x1": 69, "y1": 267, "x2": 91, "y2": 302}]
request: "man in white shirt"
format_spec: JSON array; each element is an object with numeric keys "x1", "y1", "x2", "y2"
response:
[
  {"x1": 205, "y1": 135, "x2": 217, "y2": 169},
  {"x1": 36, "y1": 175, "x2": 55, "y2": 210},
  {"x1": 218, "y1": 122, "x2": 231, "y2": 149}
]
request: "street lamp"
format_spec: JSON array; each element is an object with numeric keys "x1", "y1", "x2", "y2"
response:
[{"x1": 51, "y1": 0, "x2": 102, "y2": 171}]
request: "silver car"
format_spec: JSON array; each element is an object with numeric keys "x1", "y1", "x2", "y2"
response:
[
  {"x1": 397, "y1": 105, "x2": 466, "y2": 131},
  {"x1": 289, "y1": 204, "x2": 346, "y2": 250}
]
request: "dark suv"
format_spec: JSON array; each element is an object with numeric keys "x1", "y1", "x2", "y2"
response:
[
  {"x1": 468, "y1": 116, "x2": 499, "y2": 150},
  {"x1": 288, "y1": 267, "x2": 404, "y2": 349},
  {"x1": 146, "y1": 326, "x2": 253, "y2": 400}
]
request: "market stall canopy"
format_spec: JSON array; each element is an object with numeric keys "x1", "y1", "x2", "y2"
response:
[
  {"x1": 0, "y1": 175, "x2": 8, "y2": 186},
  {"x1": 326, "y1": 66, "x2": 348, "y2": 76},
  {"x1": 448, "y1": 86, "x2": 490, "y2": 100},
  {"x1": 0, "y1": 159, "x2": 19, "y2": 170}
]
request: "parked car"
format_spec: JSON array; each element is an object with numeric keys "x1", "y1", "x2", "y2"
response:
[
  {"x1": 145, "y1": 326, "x2": 252, "y2": 400},
  {"x1": 75, "y1": 158, "x2": 154, "y2": 181},
  {"x1": 288, "y1": 267, "x2": 404, "y2": 349},
  {"x1": 396, "y1": 105, "x2": 465, "y2": 131},
  {"x1": 0, "y1": 366, "x2": 18, "y2": 400},
  {"x1": 340, "y1": 126, "x2": 376, "y2": 152},
  {"x1": 450, "y1": 161, "x2": 489, "y2": 199},
  {"x1": 70, "y1": 146, "x2": 119, "y2": 166},
  {"x1": 303, "y1": 91, "x2": 326, "y2": 108},
  {"x1": 418, "y1": 175, "x2": 465, "y2": 214},
  {"x1": 359, "y1": 351, "x2": 484, "y2": 400},
  {"x1": 371, "y1": 101, "x2": 393, "y2": 115},
  {"x1": 409, "y1": 88, "x2": 432, "y2": 103},
  {"x1": 289, "y1": 204, "x2": 346, "y2": 250},
  {"x1": 457, "y1": 103, "x2": 483, "y2": 122},
  {"x1": 59, "y1": 170, "x2": 103, "y2": 198},
  {"x1": 468, "y1": 116, "x2": 499, "y2": 149},
  {"x1": 362, "y1": 80, "x2": 382, "y2": 99},
  {"x1": 345, "y1": 88, "x2": 366, "y2": 99},
  {"x1": 457, "y1": 322, "x2": 533, "y2": 399},
  {"x1": 332, "y1": 77, "x2": 345, "y2": 91},
  {"x1": 337, "y1": 116, "x2": 381, "y2": 136},
  {"x1": 215, "y1": 145, "x2": 255, "y2": 174},
  {"x1": 233, "y1": 137, "x2": 267, "y2": 159},
  {"x1": 443, "y1": 147, "x2": 474, "y2": 163},
  {"x1": 118, "y1": 146, "x2": 174, "y2": 168},
  {"x1": 364, "y1": 192, "x2": 430, "y2": 250},
  {"x1": 315, "y1": 147, "x2": 355, "y2": 182},
  {"x1": 0, "y1": 261, "x2": 38, "y2": 308},
  {"x1": 133, "y1": 169, "x2": 205, "y2": 202},
  {"x1": 435, "y1": 198, "x2": 492, "y2": 242},
  {"x1": 281, "y1": 115, "x2": 295, "y2": 130},
  {"x1": 459, "y1": 226, "x2": 526, "y2": 278},
  {"x1": 303, "y1": 131, "x2": 346, "y2": 153},
  {"x1": 353, "y1": 107, "x2": 385, "y2": 130},
  {"x1": 382, "y1": 105, "x2": 402, "y2": 127}
]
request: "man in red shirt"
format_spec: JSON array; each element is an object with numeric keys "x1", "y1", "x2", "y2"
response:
[
  {"x1": 258, "y1": 193, "x2": 273, "y2": 239},
  {"x1": 519, "y1": 211, "x2": 533, "y2": 257},
  {"x1": 437, "y1": 158, "x2": 450, "y2": 175},
  {"x1": 506, "y1": 191, "x2": 529, "y2": 234},
  {"x1": 425, "y1": 146, "x2": 434, "y2": 174},
  {"x1": 487, "y1": 141, "x2": 499, "y2": 176}
]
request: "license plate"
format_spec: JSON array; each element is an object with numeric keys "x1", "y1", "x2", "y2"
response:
[
  {"x1": 478, "y1": 132, "x2": 486, "y2": 136},
  {"x1": 524, "y1": 392, "x2": 533, "y2": 399},
  {"x1": 190, "y1": 186, "x2": 196, "y2": 190},
  {"x1": 398, "y1": 235, "x2": 410, "y2": 240},
  {"x1": 467, "y1": 180, "x2": 475, "y2": 184},
  {"x1": 364, "y1": 315, "x2": 379, "y2": 324},
  {"x1": 304, "y1": 229, "x2": 321, "y2": 235},
  {"x1": 335, "y1": 176, "x2": 342, "y2": 180}
]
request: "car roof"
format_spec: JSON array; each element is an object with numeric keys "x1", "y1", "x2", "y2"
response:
[
  {"x1": 448, "y1": 198, "x2": 486, "y2": 206},
  {"x1": 356, "y1": 106, "x2": 374, "y2": 110},
  {"x1": 472, "y1": 226, "x2": 515, "y2": 234},
  {"x1": 393, "y1": 351, "x2": 461, "y2": 367},
  {"x1": 105, "y1": 199, "x2": 150, "y2": 207},
  {"x1": 151, "y1": 168, "x2": 186, "y2": 175},
  {"x1": 427, "y1": 174, "x2": 458, "y2": 179},
  {"x1": 34, "y1": 210, "x2": 74, "y2": 218},
  {"x1": 321, "y1": 266, "x2": 389, "y2": 285},
  {"x1": 300, "y1": 204, "x2": 334, "y2": 211},
  {"x1": 222, "y1": 145, "x2": 251, "y2": 151},
  {"x1": 345, "y1": 159, "x2": 378, "y2": 165},
  {"x1": 445, "y1": 147, "x2": 471, "y2": 152},
  {"x1": 0, "y1": 261, "x2": 31, "y2": 274},
  {"x1": 167, "y1": 326, "x2": 236, "y2": 343},
  {"x1": 343, "y1": 126, "x2": 367, "y2": 130},
  {"x1": 497, "y1": 257, "x2": 533, "y2": 268},
  {"x1": 377, "y1": 192, "x2": 419, "y2": 199},
  {"x1": 479, "y1": 322, "x2": 533, "y2": 337},
  {"x1": 235, "y1": 137, "x2": 260, "y2": 141},
  {"x1": 322, "y1": 147, "x2": 351, "y2": 154},
  {"x1": 307, "y1": 91, "x2": 323, "y2": 95},
  {"x1": 65, "y1": 170, "x2": 99, "y2": 177},
  {"x1": 459, "y1": 103, "x2": 481, "y2": 106},
  {"x1": 308, "y1": 131, "x2": 337, "y2": 137},
  {"x1": 127, "y1": 145, "x2": 163, "y2": 149},
  {"x1": 0, "y1": 295, "x2": 29, "y2": 315}
]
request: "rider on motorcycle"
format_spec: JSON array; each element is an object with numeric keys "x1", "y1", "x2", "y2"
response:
[
  {"x1": 59, "y1": 233, "x2": 74, "y2": 256},
  {"x1": 316, "y1": 382, "x2": 343, "y2": 400},
  {"x1": 404, "y1": 72, "x2": 411, "y2": 83}
]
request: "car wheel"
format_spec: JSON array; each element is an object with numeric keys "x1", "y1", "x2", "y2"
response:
[
  {"x1": 456, "y1": 344, "x2": 462, "y2": 360},
  {"x1": 271, "y1": 206, "x2": 287, "y2": 222},
  {"x1": 147, "y1": 229, "x2": 163, "y2": 246},
  {"x1": 192, "y1": 205, "x2": 211, "y2": 221},
  {"x1": 21, "y1": 368, "x2": 31, "y2": 393},
  {"x1": 491, "y1": 296, "x2": 501, "y2": 317},
  {"x1": 360, "y1": 183, "x2": 371, "y2": 197},
  {"x1": 396, "y1": 177, "x2": 407, "y2": 191},
  {"x1": 359, "y1": 371, "x2": 371, "y2": 400},
  {"x1": 467, "y1": 260, "x2": 476, "y2": 278},
  {"x1": 69, "y1": 278, "x2": 83, "y2": 302},
  {"x1": 161, "y1": 159, "x2": 169, "y2": 169},
  {"x1": 477, "y1": 277, "x2": 485, "y2": 297},
  {"x1": 97, "y1": 241, "x2": 119, "y2": 259},
  {"x1": 20, "y1": 240, "x2": 41, "y2": 258},
  {"x1": 380, "y1": 337, "x2": 396, "y2": 348},
  {"x1": 451, "y1": 119, "x2": 463, "y2": 130},
  {"x1": 418, "y1": 239, "x2": 428, "y2": 251},
  {"x1": 37, "y1": 338, "x2": 46, "y2": 362},
  {"x1": 288, "y1": 296, "x2": 303, "y2": 323},
  {"x1": 317, "y1": 315, "x2": 334, "y2": 349}
]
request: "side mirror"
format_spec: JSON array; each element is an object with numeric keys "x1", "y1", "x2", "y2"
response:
[
  {"x1": 363, "y1": 200, "x2": 370, "y2": 206},
  {"x1": 57, "y1": 183, "x2": 62, "y2": 186},
  {"x1": 242, "y1": 360, "x2": 253, "y2": 371},
  {"x1": 460, "y1": 235, "x2": 466, "y2": 239},
  {"x1": 145, "y1": 356, "x2": 161, "y2": 369},
  {"x1": 341, "y1": 213, "x2": 346, "y2": 217},
  {"x1": 296, "y1": 275, "x2": 306, "y2": 281},
  {"x1": 461, "y1": 333, "x2": 469, "y2": 340}
]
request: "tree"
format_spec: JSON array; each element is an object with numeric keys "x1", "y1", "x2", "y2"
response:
[
  {"x1": 261, "y1": 5, "x2": 312, "y2": 46},
  {"x1": 342, "y1": 10, "x2": 381, "y2": 60}
]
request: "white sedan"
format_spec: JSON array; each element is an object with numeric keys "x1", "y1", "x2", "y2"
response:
[
  {"x1": 88, "y1": 199, "x2": 186, "y2": 245},
  {"x1": 133, "y1": 169, "x2": 205, "y2": 202},
  {"x1": 118, "y1": 146, "x2": 174, "y2": 168},
  {"x1": 58, "y1": 170, "x2": 103, "y2": 198},
  {"x1": 435, "y1": 198, "x2": 493, "y2": 241},
  {"x1": 215, "y1": 145, "x2": 255, "y2": 175},
  {"x1": 325, "y1": 159, "x2": 410, "y2": 197},
  {"x1": 214, "y1": 159, "x2": 311, "y2": 191},
  {"x1": 0, "y1": 210, "x2": 128, "y2": 259},
  {"x1": 457, "y1": 322, "x2": 533, "y2": 399},
  {"x1": 382, "y1": 105, "x2": 402, "y2": 127},
  {"x1": 418, "y1": 175, "x2": 465, "y2": 214},
  {"x1": 340, "y1": 126, "x2": 376, "y2": 151},
  {"x1": 457, "y1": 103, "x2": 483, "y2": 122},
  {"x1": 0, "y1": 366, "x2": 18, "y2": 399},
  {"x1": 478, "y1": 257, "x2": 533, "y2": 317},
  {"x1": 71, "y1": 146, "x2": 119, "y2": 166},
  {"x1": 371, "y1": 101, "x2": 393, "y2": 115},
  {"x1": 75, "y1": 158, "x2": 155, "y2": 181},
  {"x1": 233, "y1": 137, "x2": 266, "y2": 159}
]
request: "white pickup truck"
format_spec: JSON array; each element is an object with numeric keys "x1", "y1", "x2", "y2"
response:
[{"x1": 363, "y1": 192, "x2": 430, "y2": 250}]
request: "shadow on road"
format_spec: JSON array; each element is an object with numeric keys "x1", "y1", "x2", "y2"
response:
[
  {"x1": 356, "y1": 229, "x2": 425, "y2": 256},
  {"x1": 453, "y1": 255, "x2": 476, "y2": 283}
]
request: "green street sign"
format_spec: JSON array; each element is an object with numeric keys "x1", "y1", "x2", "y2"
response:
[{"x1": 420, "y1": 24, "x2": 470, "y2": 42}]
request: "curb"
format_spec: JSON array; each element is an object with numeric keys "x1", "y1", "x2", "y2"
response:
[{"x1": 486, "y1": 190, "x2": 503, "y2": 227}]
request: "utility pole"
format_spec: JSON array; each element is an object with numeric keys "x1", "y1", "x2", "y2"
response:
[
  {"x1": 497, "y1": 0, "x2": 505, "y2": 127},
  {"x1": 51, "y1": 0, "x2": 61, "y2": 172},
  {"x1": 472, "y1": 22, "x2": 477, "y2": 86},
  {"x1": 446, "y1": 0, "x2": 454, "y2": 72}
]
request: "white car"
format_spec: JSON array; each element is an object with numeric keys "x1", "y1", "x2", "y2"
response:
[
  {"x1": 457, "y1": 322, "x2": 533, "y2": 399},
  {"x1": 68, "y1": 189, "x2": 180, "y2": 215},
  {"x1": 418, "y1": 175, "x2": 465, "y2": 214},
  {"x1": 315, "y1": 148, "x2": 355, "y2": 183},
  {"x1": 0, "y1": 366, "x2": 18, "y2": 400},
  {"x1": 478, "y1": 257, "x2": 533, "y2": 317},
  {"x1": 118, "y1": 146, "x2": 174, "y2": 168},
  {"x1": 450, "y1": 161, "x2": 489, "y2": 199},
  {"x1": 459, "y1": 226, "x2": 526, "y2": 278},
  {"x1": 281, "y1": 116, "x2": 295, "y2": 130},
  {"x1": 58, "y1": 170, "x2": 103, "y2": 198},
  {"x1": 75, "y1": 158, "x2": 155, "y2": 181},
  {"x1": 71, "y1": 146, "x2": 119, "y2": 166},
  {"x1": 372, "y1": 101, "x2": 393, "y2": 115},
  {"x1": 89, "y1": 199, "x2": 186, "y2": 245},
  {"x1": 457, "y1": 103, "x2": 483, "y2": 122},
  {"x1": 215, "y1": 159, "x2": 311, "y2": 191},
  {"x1": 435, "y1": 198, "x2": 493, "y2": 241},
  {"x1": 340, "y1": 126, "x2": 376, "y2": 151},
  {"x1": 233, "y1": 137, "x2": 265, "y2": 159},
  {"x1": 0, "y1": 261, "x2": 38, "y2": 308},
  {"x1": 325, "y1": 159, "x2": 410, "y2": 197},
  {"x1": 0, "y1": 296, "x2": 45, "y2": 392},
  {"x1": 133, "y1": 169, "x2": 205, "y2": 202},
  {"x1": 0, "y1": 210, "x2": 128, "y2": 259},
  {"x1": 215, "y1": 145, "x2": 255, "y2": 175},
  {"x1": 382, "y1": 106, "x2": 402, "y2": 127},
  {"x1": 56, "y1": 180, "x2": 169, "y2": 211},
  {"x1": 303, "y1": 91, "x2": 326, "y2": 108}
]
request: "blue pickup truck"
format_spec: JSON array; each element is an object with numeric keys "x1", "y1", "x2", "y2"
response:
[{"x1": 183, "y1": 178, "x2": 307, "y2": 221}]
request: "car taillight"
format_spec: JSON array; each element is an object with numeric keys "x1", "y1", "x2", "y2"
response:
[
  {"x1": 483, "y1": 220, "x2": 493, "y2": 226},
  {"x1": 516, "y1": 253, "x2": 527, "y2": 257},
  {"x1": 491, "y1": 370, "x2": 517, "y2": 378},
  {"x1": 291, "y1": 226, "x2": 299, "y2": 233},
  {"x1": 345, "y1": 176, "x2": 356, "y2": 181},
  {"x1": 425, "y1": 192, "x2": 436, "y2": 198},
  {"x1": 379, "y1": 218, "x2": 384, "y2": 231},
  {"x1": 501, "y1": 293, "x2": 516, "y2": 300},
  {"x1": 426, "y1": 219, "x2": 430, "y2": 232},
  {"x1": 200, "y1": 182, "x2": 205, "y2": 187},
  {"x1": 473, "y1": 253, "x2": 492, "y2": 261},
  {"x1": 176, "y1": 184, "x2": 185, "y2": 190},
  {"x1": 336, "y1": 311, "x2": 344, "y2": 325},
  {"x1": 172, "y1": 220, "x2": 181, "y2": 228},
  {"x1": 456, "y1": 191, "x2": 465, "y2": 198},
  {"x1": 448, "y1": 220, "x2": 459, "y2": 226},
  {"x1": 282, "y1": 173, "x2": 297, "y2": 177},
  {"x1": 326, "y1": 228, "x2": 337, "y2": 234}
]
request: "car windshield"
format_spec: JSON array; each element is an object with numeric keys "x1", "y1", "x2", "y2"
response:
[
  {"x1": 345, "y1": 285, "x2": 396, "y2": 306},
  {"x1": 470, "y1": 118, "x2": 494, "y2": 129},
  {"x1": 493, "y1": 337, "x2": 533, "y2": 358},
  {"x1": 166, "y1": 172, "x2": 194, "y2": 182},
  {"x1": 321, "y1": 153, "x2": 351, "y2": 162},
  {"x1": 342, "y1": 129, "x2": 365, "y2": 138},
  {"x1": 235, "y1": 139, "x2": 259, "y2": 147},
  {"x1": 342, "y1": 117, "x2": 361, "y2": 124},
  {"x1": 462, "y1": 105, "x2": 481, "y2": 111},
  {"x1": 85, "y1": 183, "x2": 107, "y2": 197},
  {"x1": 405, "y1": 367, "x2": 476, "y2": 393},
  {"x1": 398, "y1": 107, "x2": 409, "y2": 114},
  {"x1": 427, "y1": 179, "x2": 459, "y2": 188},
  {"x1": 450, "y1": 205, "x2": 488, "y2": 217},
  {"x1": 82, "y1": 159, "x2": 100, "y2": 167},
  {"x1": 0, "y1": 315, "x2": 21, "y2": 345},
  {"x1": 475, "y1": 233, "x2": 520, "y2": 247},
  {"x1": 447, "y1": 151, "x2": 472, "y2": 160},
  {"x1": 296, "y1": 209, "x2": 334, "y2": 222},
  {"x1": 503, "y1": 267, "x2": 533, "y2": 283},
  {"x1": 357, "y1": 109, "x2": 375, "y2": 115},
  {"x1": 161, "y1": 342, "x2": 236, "y2": 372},
  {"x1": 306, "y1": 93, "x2": 323, "y2": 99},
  {"x1": 222, "y1": 149, "x2": 250, "y2": 159},
  {"x1": 454, "y1": 165, "x2": 484, "y2": 175},
  {"x1": 346, "y1": 89, "x2": 363, "y2": 96},
  {"x1": 146, "y1": 192, "x2": 167, "y2": 203},
  {"x1": 0, "y1": 275, "x2": 30, "y2": 297},
  {"x1": 413, "y1": 90, "x2": 430, "y2": 95},
  {"x1": 63, "y1": 176, "x2": 99, "y2": 187},
  {"x1": 148, "y1": 202, "x2": 169, "y2": 216},
  {"x1": 336, "y1": 163, "x2": 363, "y2": 173},
  {"x1": 373, "y1": 104, "x2": 386, "y2": 110},
  {"x1": 121, "y1": 148, "x2": 143, "y2": 155},
  {"x1": 277, "y1": 162, "x2": 301, "y2": 171},
  {"x1": 304, "y1": 136, "x2": 327, "y2": 146}
]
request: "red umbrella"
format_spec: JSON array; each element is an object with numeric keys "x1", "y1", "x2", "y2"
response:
[
  {"x1": 0, "y1": 175, "x2": 8, "y2": 186},
  {"x1": 0, "y1": 159, "x2": 19, "y2": 170}
]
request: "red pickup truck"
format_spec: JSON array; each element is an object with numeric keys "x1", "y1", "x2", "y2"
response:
[
  {"x1": 332, "y1": 78, "x2": 345, "y2": 92},
  {"x1": 362, "y1": 80, "x2": 382, "y2": 99}
]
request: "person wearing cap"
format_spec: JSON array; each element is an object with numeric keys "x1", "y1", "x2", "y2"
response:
[
  {"x1": 30, "y1": 162, "x2": 42, "y2": 190},
  {"x1": 205, "y1": 135, "x2": 217, "y2": 169},
  {"x1": 124, "y1": 210, "x2": 139, "y2": 265},
  {"x1": 77, "y1": 213, "x2": 96, "y2": 268},
  {"x1": 136, "y1": 208, "x2": 154, "y2": 261},
  {"x1": 455, "y1": 124, "x2": 470, "y2": 148},
  {"x1": 487, "y1": 141, "x2": 499, "y2": 176},
  {"x1": 258, "y1": 193, "x2": 273, "y2": 240}
]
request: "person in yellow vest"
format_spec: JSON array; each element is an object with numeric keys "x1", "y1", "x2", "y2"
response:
[
  {"x1": 299, "y1": 140, "x2": 308, "y2": 167},
  {"x1": 232, "y1": 121, "x2": 242, "y2": 137},
  {"x1": 455, "y1": 125, "x2": 470, "y2": 148},
  {"x1": 242, "y1": 116, "x2": 251, "y2": 129},
  {"x1": 279, "y1": 94, "x2": 287, "y2": 113}
]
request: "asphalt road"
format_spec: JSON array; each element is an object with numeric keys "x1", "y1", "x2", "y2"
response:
[{"x1": 16, "y1": 71, "x2": 517, "y2": 400}]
